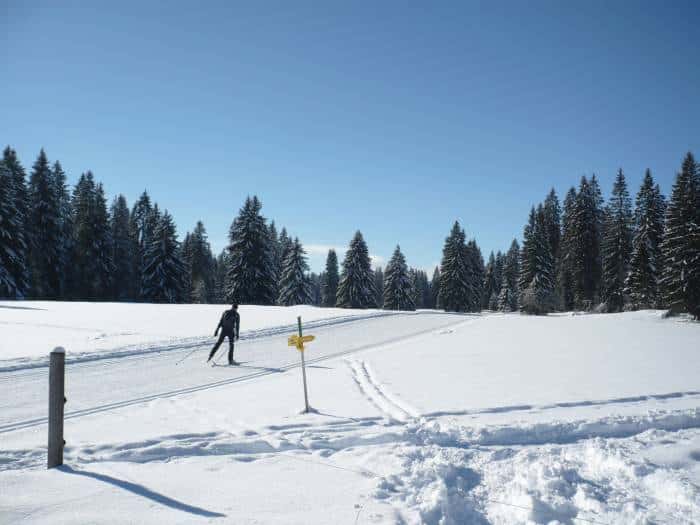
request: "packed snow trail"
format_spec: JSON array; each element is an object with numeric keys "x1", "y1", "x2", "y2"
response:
[
  {"x1": 0, "y1": 313, "x2": 467, "y2": 434},
  {"x1": 0, "y1": 310, "x2": 400, "y2": 373}
]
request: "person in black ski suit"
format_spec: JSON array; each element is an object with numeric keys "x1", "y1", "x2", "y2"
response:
[{"x1": 208, "y1": 304, "x2": 240, "y2": 364}]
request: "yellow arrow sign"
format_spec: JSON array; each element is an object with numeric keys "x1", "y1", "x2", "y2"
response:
[{"x1": 288, "y1": 334, "x2": 315, "y2": 351}]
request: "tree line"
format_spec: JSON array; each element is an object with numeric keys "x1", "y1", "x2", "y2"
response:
[
  {"x1": 1, "y1": 146, "x2": 698, "y2": 318},
  {"x1": 476, "y1": 153, "x2": 699, "y2": 318}
]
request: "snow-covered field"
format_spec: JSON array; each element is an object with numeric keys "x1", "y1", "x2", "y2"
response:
[{"x1": 1, "y1": 304, "x2": 699, "y2": 524}]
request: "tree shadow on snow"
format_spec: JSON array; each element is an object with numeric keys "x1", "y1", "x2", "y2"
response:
[{"x1": 57, "y1": 465, "x2": 226, "y2": 518}]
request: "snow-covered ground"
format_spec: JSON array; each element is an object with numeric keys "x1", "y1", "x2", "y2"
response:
[
  {"x1": 1, "y1": 305, "x2": 698, "y2": 524},
  {"x1": 0, "y1": 301, "x2": 393, "y2": 370}
]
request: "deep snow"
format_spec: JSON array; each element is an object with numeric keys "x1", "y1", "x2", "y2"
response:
[{"x1": 1, "y1": 304, "x2": 698, "y2": 524}]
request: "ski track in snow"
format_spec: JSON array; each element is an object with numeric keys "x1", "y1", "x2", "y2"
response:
[{"x1": 0, "y1": 311, "x2": 405, "y2": 373}]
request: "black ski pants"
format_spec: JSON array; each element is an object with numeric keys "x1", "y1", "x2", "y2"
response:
[{"x1": 209, "y1": 333, "x2": 235, "y2": 363}]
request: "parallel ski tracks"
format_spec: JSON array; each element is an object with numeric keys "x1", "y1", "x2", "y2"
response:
[{"x1": 0, "y1": 314, "x2": 468, "y2": 434}]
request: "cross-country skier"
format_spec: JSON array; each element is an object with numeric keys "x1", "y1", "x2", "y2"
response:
[{"x1": 208, "y1": 303, "x2": 240, "y2": 365}]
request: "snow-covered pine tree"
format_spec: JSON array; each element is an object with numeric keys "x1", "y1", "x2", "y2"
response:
[
  {"x1": 482, "y1": 252, "x2": 498, "y2": 309},
  {"x1": 0, "y1": 160, "x2": 28, "y2": 297},
  {"x1": 321, "y1": 249, "x2": 339, "y2": 307},
  {"x1": 268, "y1": 221, "x2": 280, "y2": 300},
  {"x1": 3, "y1": 147, "x2": 29, "y2": 249},
  {"x1": 374, "y1": 267, "x2": 384, "y2": 308},
  {"x1": 188, "y1": 221, "x2": 215, "y2": 303},
  {"x1": 336, "y1": 231, "x2": 377, "y2": 308},
  {"x1": 110, "y1": 195, "x2": 133, "y2": 300},
  {"x1": 600, "y1": 169, "x2": 633, "y2": 312},
  {"x1": 93, "y1": 183, "x2": 115, "y2": 298},
  {"x1": 438, "y1": 221, "x2": 469, "y2": 312},
  {"x1": 430, "y1": 266, "x2": 440, "y2": 309},
  {"x1": 70, "y1": 173, "x2": 114, "y2": 299},
  {"x1": 278, "y1": 228, "x2": 292, "y2": 269},
  {"x1": 52, "y1": 161, "x2": 73, "y2": 297},
  {"x1": 544, "y1": 189, "x2": 562, "y2": 262},
  {"x1": 141, "y1": 210, "x2": 184, "y2": 303},
  {"x1": 27, "y1": 149, "x2": 63, "y2": 297},
  {"x1": 180, "y1": 232, "x2": 194, "y2": 300},
  {"x1": 661, "y1": 153, "x2": 700, "y2": 317},
  {"x1": 418, "y1": 270, "x2": 432, "y2": 309},
  {"x1": 465, "y1": 239, "x2": 484, "y2": 312},
  {"x1": 518, "y1": 207, "x2": 537, "y2": 296},
  {"x1": 310, "y1": 272, "x2": 323, "y2": 306},
  {"x1": 278, "y1": 237, "x2": 312, "y2": 306},
  {"x1": 521, "y1": 205, "x2": 557, "y2": 314},
  {"x1": 212, "y1": 250, "x2": 228, "y2": 303},
  {"x1": 129, "y1": 191, "x2": 153, "y2": 300},
  {"x1": 571, "y1": 176, "x2": 603, "y2": 309},
  {"x1": 499, "y1": 239, "x2": 520, "y2": 311},
  {"x1": 226, "y1": 196, "x2": 277, "y2": 305},
  {"x1": 383, "y1": 245, "x2": 415, "y2": 310},
  {"x1": 626, "y1": 170, "x2": 665, "y2": 309},
  {"x1": 558, "y1": 187, "x2": 577, "y2": 310}
]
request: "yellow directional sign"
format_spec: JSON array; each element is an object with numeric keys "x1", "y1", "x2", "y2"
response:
[{"x1": 288, "y1": 334, "x2": 315, "y2": 351}]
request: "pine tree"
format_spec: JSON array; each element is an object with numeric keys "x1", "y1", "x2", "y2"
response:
[
  {"x1": 27, "y1": 149, "x2": 63, "y2": 297},
  {"x1": 0, "y1": 160, "x2": 28, "y2": 297},
  {"x1": 93, "y1": 183, "x2": 114, "y2": 298},
  {"x1": 571, "y1": 176, "x2": 603, "y2": 309},
  {"x1": 71, "y1": 173, "x2": 114, "y2": 299},
  {"x1": 518, "y1": 207, "x2": 537, "y2": 295},
  {"x1": 336, "y1": 231, "x2": 377, "y2": 308},
  {"x1": 626, "y1": 170, "x2": 665, "y2": 309},
  {"x1": 52, "y1": 161, "x2": 73, "y2": 296},
  {"x1": 498, "y1": 239, "x2": 520, "y2": 312},
  {"x1": 543, "y1": 189, "x2": 562, "y2": 262},
  {"x1": 3, "y1": 147, "x2": 29, "y2": 248},
  {"x1": 438, "y1": 221, "x2": 469, "y2": 312},
  {"x1": 466, "y1": 239, "x2": 484, "y2": 312},
  {"x1": 373, "y1": 267, "x2": 384, "y2": 308},
  {"x1": 418, "y1": 270, "x2": 432, "y2": 309},
  {"x1": 225, "y1": 196, "x2": 276, "y2": 305},
  {"x1": 383, "y1": 245, "x2": 415, "y2": 310},
  {"x1": 600, "y1": 169, "x2": 633, "y2": 312},
  {"x1": 278, "y1": 228, "x2": 293, "y2": 270},
  {"x1": 110, "y1": 195, "x2": 133, "y2": 300},
  {"x1": 661, "y1": 153, "x2": 700, "y2": 317},
  {"x1": 558, "y1": 187, "x2": 577, "y2": 310},
  {"x1": 482, "y1": 252, "x2": 498, "y2": 309},
  {"x1": 129, "y1": 191, "x2": 153, "y2": 300},
  {"x1": 521, "y1": 206, "x2": 557, "y2": 314},
  {"x1": 321, "y1": 249, "x2": 339, "y2": 307},
  {"x1": 188, "y1": 221, "x2": 215, "y2": 303},
  {"x1": 430, "y1": 266, "x2": 440, "y2": 309},
  {"x1": 268, "y1": 221, "x2": 281, "y2": 300},
  {"x1": 278, "y1": 237, "x2": 312, "y2": 306},
  {"x1": 310, "y1": 272, "x2": 323, "y2": 306},
  {"x1": 141, "y1": 211, "x2": 184, "y2": 303},
  {"x1": 212, "y1": 250, "x2": 228, "y2": 304}
]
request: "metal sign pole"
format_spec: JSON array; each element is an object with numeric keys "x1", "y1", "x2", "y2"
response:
[{"x1": 297, "y1": 316, "x2": 310, "y2": 413}]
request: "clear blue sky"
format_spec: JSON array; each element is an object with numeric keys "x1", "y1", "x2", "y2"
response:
[{"x1": 3, "y1": 1, "x2": 699, "y2": 272}]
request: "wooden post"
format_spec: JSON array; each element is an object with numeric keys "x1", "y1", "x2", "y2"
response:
[
  {"x1": 297, "y1": 316, "x2": 310, "y2": 413},
  {"x1": 48, "y1": 347, "x2": 66, "y2": 469}
]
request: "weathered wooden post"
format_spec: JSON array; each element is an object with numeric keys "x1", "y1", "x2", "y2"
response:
[{"x1": 48, "y1": 347, "x2": 66, "y2": 468}]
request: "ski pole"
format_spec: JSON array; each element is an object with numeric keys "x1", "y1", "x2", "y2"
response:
[{"x1": 175, "y1": 344, "x2": 202, "y2": 366}]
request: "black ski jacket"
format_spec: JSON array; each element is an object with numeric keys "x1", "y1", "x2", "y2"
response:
[{"x1": 215, "y1": 309, "x2": 240, "y2": 337}]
